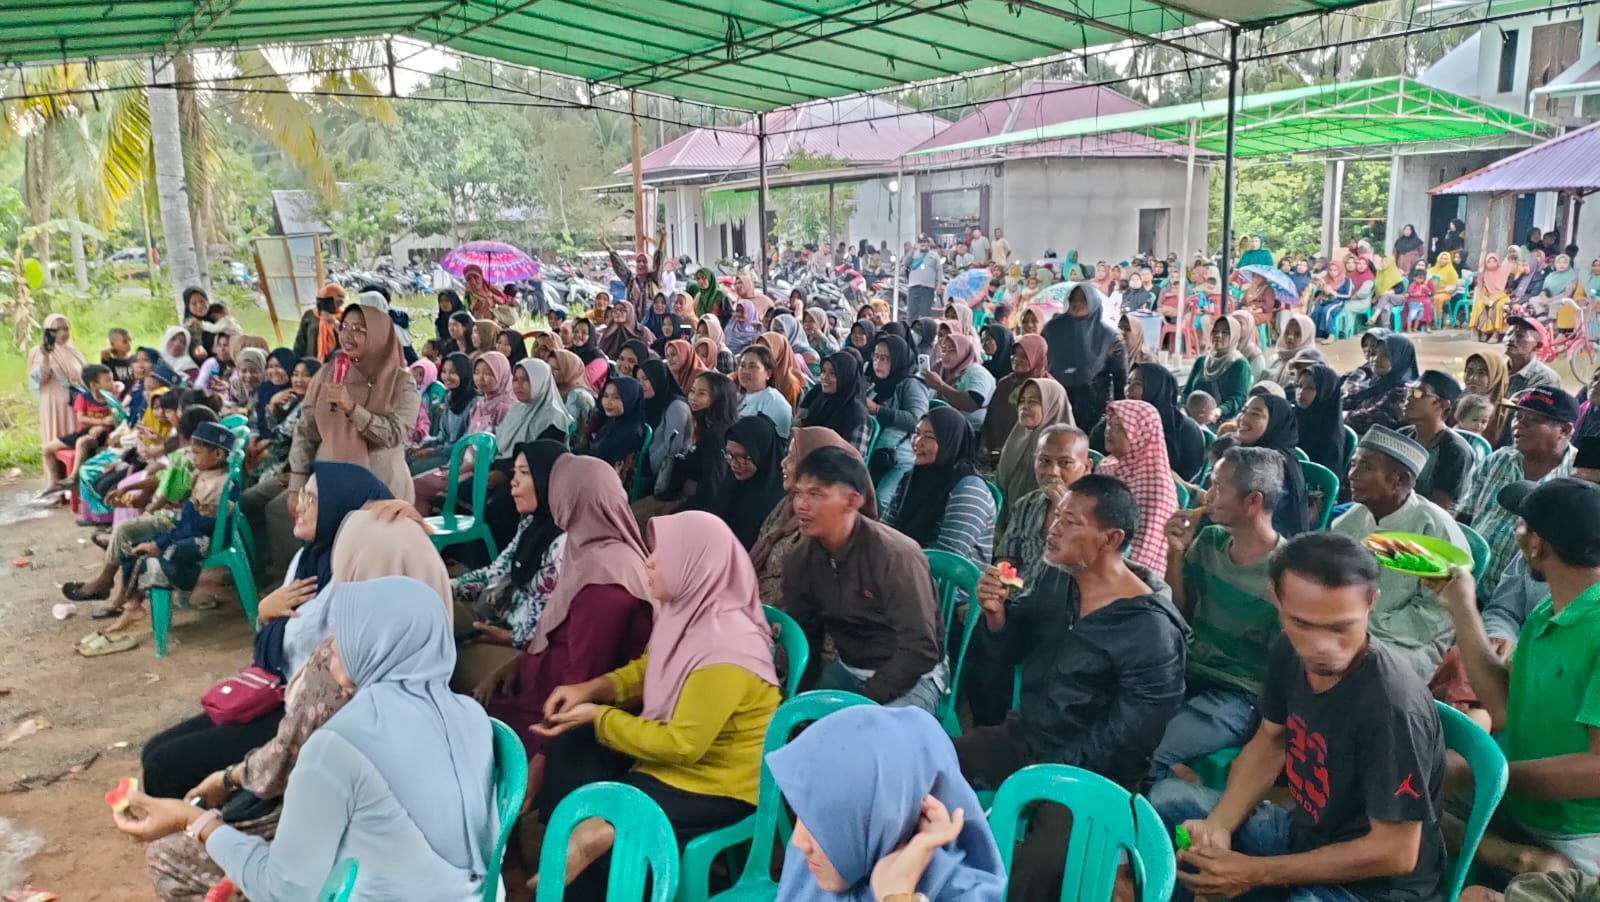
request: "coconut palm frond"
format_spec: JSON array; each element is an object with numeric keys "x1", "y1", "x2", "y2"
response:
[{"x1": 227, "y1": 48, "x2": 336, "y2": 199}]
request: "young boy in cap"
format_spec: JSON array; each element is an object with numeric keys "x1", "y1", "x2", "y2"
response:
[
  {"x1": 1432, "y1": 477, "x2": 1600, "y2": 878},
  {"x1": 1401, "y1": 370, "x2": 1475, "y2": 511},
  {"x1": 78, "y1": 419, "x2": 235, "y2": 656},
  {"x1": 1333, "y1": 425, "x2": 1469, "y2": 680},
  {"x1": 1458, "y1": 387, "x2": 1578, "y2": 588}
]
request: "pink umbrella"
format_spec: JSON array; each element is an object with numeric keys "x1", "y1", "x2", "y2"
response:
[{"x1": 440, "y1": 241, "x2": 539, "y2": 282}]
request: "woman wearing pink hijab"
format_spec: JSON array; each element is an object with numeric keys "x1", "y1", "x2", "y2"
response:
[
  {"x1": 1093, "y1": 399, "x2": 1177, "y2": 571},
  {"x1": 532, "y1": 509, "x2": 780, "y2": 897}
]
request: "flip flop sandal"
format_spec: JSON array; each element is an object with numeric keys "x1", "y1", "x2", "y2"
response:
[
  {"x1": 90, "y1": 606, "x2": 124, "y2": 620},
  {"x1": 75, "y1": 631, "x2": 139, "y2": 657},
  {"x1": 62, "y1": 581, "x2": 111, "y2": 602}
]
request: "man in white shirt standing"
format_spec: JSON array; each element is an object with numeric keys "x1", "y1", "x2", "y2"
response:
[
  {"x1": 908, "y1": 236, "x2": 942, "y2": 320},
  {"x1": 969, "y1": 227, "x2": 991, "y2": 265}
]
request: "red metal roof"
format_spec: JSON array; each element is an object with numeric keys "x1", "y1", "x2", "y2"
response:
[
  {"x1": 908, "y1": 80, "x2": 1203, "y2": 159},
  {"x1": 621, "y1": 96, "x2": 946, "y2": 176},
  {"x1": 1431, "y1": 119, "x2": 1600, "y2": 195}
]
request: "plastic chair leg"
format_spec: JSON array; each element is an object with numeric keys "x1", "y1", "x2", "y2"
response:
[
  {"x1": 150, "y1": 587, "x2": 173, "y2": 658},
  {"x1": 224, "y1": 551, "x2": 259, "y2": 627}
]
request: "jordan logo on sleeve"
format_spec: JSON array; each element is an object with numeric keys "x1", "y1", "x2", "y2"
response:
[{"x1": 1394, "y1": 773, "x2": 1421, "y2": 799}]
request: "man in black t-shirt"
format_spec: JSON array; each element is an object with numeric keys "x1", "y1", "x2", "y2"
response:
[
  {"x1": 1400, "y1": 369, "x2": 1474, "y2": 511},
  {"x1": 1151, "y1": 532, "x2": 1447, "y2": 902}
]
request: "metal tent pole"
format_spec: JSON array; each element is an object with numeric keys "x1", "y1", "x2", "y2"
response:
[
  {"x1": 1177, "y1": 118, "x2": 1198, "y2": 361},
  {"x1": 1219, "y1": 26, "x2": 1240, "y2": 311},
  {"x1": 891, "y1": 160, "x2": 904, "y2": 321},
  {"x1": 757, "y1": 112, "x2": 770, "y2": 291}
]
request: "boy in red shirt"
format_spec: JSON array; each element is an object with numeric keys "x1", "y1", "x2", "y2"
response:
[{"x1": 45, "y1": 364, "x2": 118, "y2": 486}]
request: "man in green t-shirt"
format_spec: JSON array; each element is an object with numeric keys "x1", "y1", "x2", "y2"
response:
[
  {"x1": 1149, "y1": 446, "x2": 1286, "y2": 781},
  {"x1": 1434, "y1": 477, "x2": 1600, "y2": 877}
]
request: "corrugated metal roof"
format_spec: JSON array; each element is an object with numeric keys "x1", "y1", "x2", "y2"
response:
[
  {"x1": 909, "y1": 79, "x2": 1203, "y2": 160},
  {"x1": 1431, "y1": 120, "x2": 1600, "y2": 195},
  {"x1": 621, "y1": 97, "x2": 944, "y2": 176},
  {"x1": 271, "y1": 190, "x2": 329, "y2": 236},
  {"x1": 2, "y1": 0, "x2": 1392, "y2": 113}
]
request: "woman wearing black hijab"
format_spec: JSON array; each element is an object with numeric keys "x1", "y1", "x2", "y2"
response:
[
  {"x1": 435, "y1": 290, "x2": 465, "y2": 345},
  {"x1": 798, "y1": 349, "x2": 872, "y2": 454},
  {"x1": 1236, "y1": 393, "x2": 1310, "y2": 537},
  {"x1": 865, "y1": 334, "x2": 932, "y2": 503},
  {"x1": 888, "y1": 405, "x2": 994, "y2": 562},
  {"x1": 636, "y1": 359, "x2": 691, "y2": 495},
  {"x1": 1294, "y1": 363, "x2": 1347, "y2": 477},
  {"x1": 568, "y1": 318, "x2": 604, "y2": 365},
  {"x1": 981, "y1": 324, "x2": 1015, "y2": 382},
  {"x1": 497, "y1": 329, "x2": 529, "y2": 367},
  {"x1": 848, "y1": 318, "x2": 878, "y2": 355},
  {"x1": 1125, "y1": 362, "x2": 1205, "y2": 480},
  {"x1": 709, "y1": 414, "x2": 787, "y2": 549},
  {"x1": 1041, "y1": 283, "x2": 1126, "y2": 428},
  {"x1": 1343, "y1": 332, "x2": 1417, "y2": 436},
  {"x1": 440, "y1": 309, "x2": 476, "y2": 358}
]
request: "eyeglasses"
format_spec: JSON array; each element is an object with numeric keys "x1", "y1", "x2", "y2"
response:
[
  {"x1": 338, "y1": 321, "x2": 367, "y2": 336},
  {"x1": 1408, "y1": 385, "x2": 1439, "y2": 401},
  {"x1": 297, "y1": 485, "x2": 317, "y2": 511},
  {"x1": 725, "y1": 450, "x2": 752, "y2": 465}
]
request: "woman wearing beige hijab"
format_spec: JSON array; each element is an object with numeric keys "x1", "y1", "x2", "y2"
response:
[
  {"x1": 1258, "y1": 312, "x2": 1320, "y2": 386},
  {"x1": 29, "y1": 313, "x2": 87, "y2": 489}
]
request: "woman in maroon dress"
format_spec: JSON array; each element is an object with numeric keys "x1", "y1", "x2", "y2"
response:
[{"x1": 477, "y1": 453, "x2": 653, "y2": 798}]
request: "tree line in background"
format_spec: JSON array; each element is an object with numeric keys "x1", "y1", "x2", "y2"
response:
[{"x1": 0, "y1": 0, "x2": 1467, "y2": 291}]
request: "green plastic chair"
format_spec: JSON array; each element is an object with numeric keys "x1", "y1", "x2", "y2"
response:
[
  {"x1": 484, "y1": 719, "x2": 529, "y2": 901},
  {"x1": 630, "y1": 424, "x2": 656, "y2": 501},
  {"x1": 1300, "y1": 460, "x2": 1340, "y2": 530},
  {"x1": 985, "y1": 479, "x2": 1004, "y2": 513},
  {"x1": 1436, "y1": 700, "x2": 1508, "y2": 902},
  {"x1": 1088, "y1": 448, "x2": 1104, "y2": 469},
  {"x1": 99, "y1": 388, "x2": 129, "y2": 426},
  {"x1": 677, "y1": 690, "x2": 875, "y2": 902},
  {"x1": 1195, "y1": 426, "x2": 1218, "y2": 485},
  {"x1": 426, "y1": 432, "x2": 499, "y2": 561},
  {"x1": 1292, "y1": 446, "x2": 1310, "y2": 463},
  {"x1": 762, "y1": 605, "x2": 809, "y2": 698},
  {"x1": 1343, "y1": 424, "x2": 1359, "y2": 472},
  {"x1": 1187, "y1": 747, "x2": 1242, "y2": 790},
  {"x1": 424, "y1": 380, "x2": 447, "y2": 435},
  {"x1": 1462, "y1": 525, "x2": 1490, "y2": 586},
  {"x1": 1173, "y1": 479, "x2": 1189, "y2": 509},
  {"x1": 148, "y1": 467, "x2": 258, "y2": 657},
  {"x1": 864, "y1": 418, "x2": 881, "y2": 458},
  {"x1": 536, "y1": 781, "x2": 679, "y2": 902},
  {"x1": 1457, "y1": 428, "x2": 1491, "y2": 464},
  {"x1": 988, "y1": 764, "x2": 1175, "y2": 902},
  {"x1": 220, "y1": 413, "x2": 248, "y2": 430},
  {"x1": 318, "y1": 858, "x2": 358, "y2": 901},
  {"x1": 925, "y1": 549, "x2": 984, "y2": 736}
]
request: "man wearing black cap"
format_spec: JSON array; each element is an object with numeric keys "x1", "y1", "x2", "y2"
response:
[
  {"x1": 1458, "y1": 387, "x2": 1577, "y2": 588},
  {"x1": 1430, "y1": 478, "x2": 1600, "y2": 877},
  {"x1": 1505, "y1": 317, "x2": 1561, "y2": 405},
  {"x1": 1334, "y1": 425, "x2": 1469, "y2": 679},
  {"x1": 1401, "y1": 370, "x2": 1474, "y2": 511}
]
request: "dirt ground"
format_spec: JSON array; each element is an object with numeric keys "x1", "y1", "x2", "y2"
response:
[
  {"x1": 0, "y1": 489, "x2": 254, "y2": 900},
  {"x1": 0, "y1": 325, "x2": 1577, "y2": 899}
]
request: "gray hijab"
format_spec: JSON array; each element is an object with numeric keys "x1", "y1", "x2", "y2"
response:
[
  {"x1": 325, "y1": 576, "x2": 497, "y2": 877},
  {"x1": 772, "y1": 313, "x2": 816, "y2": 356}
]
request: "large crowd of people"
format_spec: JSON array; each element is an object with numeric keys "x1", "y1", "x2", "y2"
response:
[{"x1": 18, "y1": 221, "x2": 1600, "y2": 901}]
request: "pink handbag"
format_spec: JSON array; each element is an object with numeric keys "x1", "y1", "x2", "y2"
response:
[{"x1": 201, "y1": 666, "x2": 284, "y2": 725}]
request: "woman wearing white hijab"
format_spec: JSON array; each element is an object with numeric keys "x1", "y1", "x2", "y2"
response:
[
  {"x1": 158, "y1": 325, "x2": 200, "y2": 379},
  {"x1": 493, "y1": 358, "x2": 572, "y2": 459},
  {"x1": 113, "y1": 575, "x2": 497, "y2": 900}
]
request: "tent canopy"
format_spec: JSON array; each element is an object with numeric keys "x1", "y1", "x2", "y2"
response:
[
  {"x1": 911, "y1": 76, "x2": 1553, "y2": 157},
  {"x1": 1432, "y1": 119, "x2": 1600, "y2": 196},
  {"x1": 6, "y1": 0, "x2": 1384, "y2": 112}
]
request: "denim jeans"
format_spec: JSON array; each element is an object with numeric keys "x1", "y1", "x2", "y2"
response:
[
  {"x1": 816, "y1": 658, "x2": 945, "y2": 714},
  {"x1": 1148, "y1": 687, "x2": 1261, "y2": 782},
  {"x1": 873, "y1": 440, "x2": 914, "y2": 515},
  {"x1": 1149, "y1": 779, "x2": 1361, "y2": 902}
]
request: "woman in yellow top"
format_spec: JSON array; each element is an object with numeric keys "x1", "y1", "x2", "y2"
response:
[
  {"x1": 1427, "y1": 251, "x2": 1460, "y2": 321},
  {"x1": 533, "y1": 509, "x2": 781, "y2": 896}
]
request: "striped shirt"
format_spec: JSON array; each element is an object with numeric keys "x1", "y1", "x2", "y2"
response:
[
  {"x1": 1460, "y1": 444, "x2": 1575, "y2": 587},
  {"x1": 890, "y1": 474, "x2": 996, "y2": 564},
  {"x1": 1183, "y1": 526, "x2": 1284, "y2": 696}
]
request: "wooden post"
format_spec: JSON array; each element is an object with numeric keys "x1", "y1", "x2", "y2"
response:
[{"x1": 631, "y1": 91, "x2": 645, "y2": 254}]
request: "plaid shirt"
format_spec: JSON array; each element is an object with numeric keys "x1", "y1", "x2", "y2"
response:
[{"x1": 1460, "y1": 444, "x2": 1575, "y2": 586}]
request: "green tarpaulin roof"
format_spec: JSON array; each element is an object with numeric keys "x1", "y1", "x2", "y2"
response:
[
  {"x1": 3, "y1": 0, "x2": 1388, "y2": 112},
  {"x1": 912, "y1": 76, "x2": 1554, "y2": 157}
]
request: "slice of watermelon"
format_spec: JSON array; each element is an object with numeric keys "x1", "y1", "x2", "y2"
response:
[
  {"x1": 104, "y1": 776, "x2": 138, "y2": 813},
  {"x1": 996, "y1": 561, "x2": 1024, "y2": 588},
  {"x1": 204, "y1": 879, "x2": 238, "y2": 902}
]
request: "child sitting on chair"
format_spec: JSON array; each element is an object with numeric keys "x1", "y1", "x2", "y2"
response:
[
  {"x1": 74, "y1": 419, "x2": 234, "y2": 656},
  {"x1": 44, "y1": 364, "x2": 118, "y2": 489}
]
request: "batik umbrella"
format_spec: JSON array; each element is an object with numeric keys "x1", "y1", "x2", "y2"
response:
[
  {"x1": 1234, "y1": 264, "x2": 1299, "y2": 303},
  {"x1": 944, "y1": 269, "x2": 991, "y2": 307},
  {"x1": 440, "y1": 241, "x2": 540, "y2": 282}
]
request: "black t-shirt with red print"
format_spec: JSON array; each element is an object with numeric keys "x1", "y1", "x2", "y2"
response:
[{"x1": 1260, "y1": 635, "x2": 1446, "y2": 902}]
